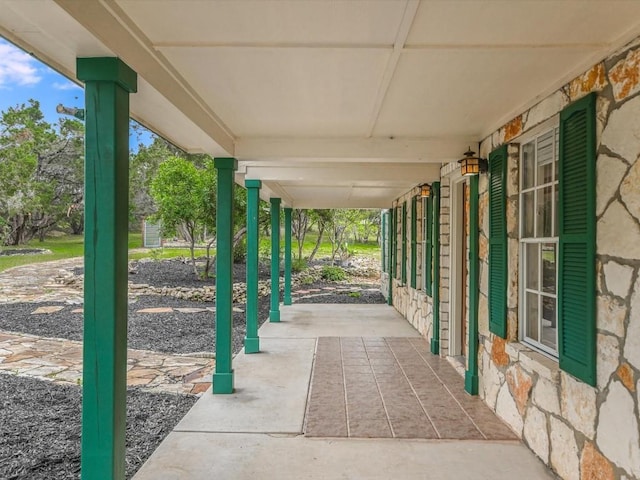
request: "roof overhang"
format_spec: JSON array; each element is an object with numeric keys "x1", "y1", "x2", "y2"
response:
[{"x1": 2, "y1": 0, "x2": 640, "y2": 207}]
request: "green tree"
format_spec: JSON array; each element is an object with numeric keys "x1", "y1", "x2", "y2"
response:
[
  {"x1": 150, "y1": 156, "x2": 215, "y2": 275},
  {"x1": 307, "y1": 209, "x2": 332, "y2": 261},
  {"x1": 0, "y1": 100, "x2": 84, "y2": 245}
]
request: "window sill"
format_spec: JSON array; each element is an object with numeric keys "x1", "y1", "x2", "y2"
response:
[{"x1": 505, "y1": 342, "x2": 560, "y2": 383}]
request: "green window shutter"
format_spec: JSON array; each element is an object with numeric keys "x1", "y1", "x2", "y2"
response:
[
  {"x1": 411, "y1": 196, "x2": 417, "y2": 288},
  {"x1": 381, "y1": 211, "x2": 387, "y2": 273},
  {"x1": 425, "y1": 196, "x2": 433, "y2": 296},
  {"x1": 391, "y1": 207, "x2": 397, "y2": 280},
  {"x1": 488, "y1": 145, "x2": 508, "y2": 338},
  {"x1": 401, "y1": 202, "x2": 407, "y2": 284},
  {"x1": 558, "y1": 92, "x2": 597, "y2": 386}
]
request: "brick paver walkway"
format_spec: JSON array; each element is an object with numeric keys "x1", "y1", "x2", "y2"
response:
[{"x1": 305, "y1": 337, "x2": 517, "y2": 440}]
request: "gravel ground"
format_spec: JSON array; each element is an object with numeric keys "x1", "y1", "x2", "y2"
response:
[
  {"x1": 0, "y1": 374, "x2": 197, "y2": 480},
  {"x1": 0, "y1": 258, "x2": 382, "y2": 480},
  {"x1": 75, "y1": 257, "x2": 273, "y2": 288},
  {"x1": 294, "y1": 281, "x2": 385, "y2": 304}
]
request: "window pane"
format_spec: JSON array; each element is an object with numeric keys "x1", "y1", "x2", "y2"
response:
[
  {"x1": 537, "y1": 186, "x2": 553, "y2": 238},
  {"x1": 526, "y1": 243, "x2": 539, "y2": 290},
  {"x1": 526, "y1": 292, "x2": 539, "y2": 342},
  {"x1": 538, "y1": 162, "x2": 553, "y2": 186},
  {"x1": 523, "y1": 191, "x2": 535, "y2": 237},
  {"x1": 541, "y1": 296, "x2": 557, "y2": 350},
  {"x1": 554, "y1": 188, "x2": 558, "y2": 237},
  {"x1": 537, "y1": 130, "x2": 554, "y2": 186},
  {"x1": 554, "y1": 128, "x2": 559, "y2": 179},
  {"x1": 522, "y1": 141, "x2": 535, "y2": 189},
  {"x1": 542, "y1": 243, "x2": 556, "y2": 294}
]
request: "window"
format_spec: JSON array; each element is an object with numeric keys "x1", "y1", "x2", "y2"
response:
[{"x1": 520, "y1": 123, "x2": 559, "y2": 356}]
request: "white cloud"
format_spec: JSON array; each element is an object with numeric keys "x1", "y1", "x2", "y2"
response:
[
  {"x1": 0, "y1": 41, "x2": 42, "y2": 88},
  {"x1": 52, "y1": 81, "x2": 81, "y2": 91}
]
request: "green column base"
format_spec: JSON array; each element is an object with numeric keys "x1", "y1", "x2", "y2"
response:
[
  {"x1": 269, "y1": 310, "x2": 281, "y2": 322},
  {"x1": 284, "y1": 297, "x2": 292, "y2": 306},
  {"x1": 244, "y1": 337, "x2": 260, "y2": 354},
  {"x1": 464, "y1": 371, "x2": 478, "y2": 395},
  {"x1": 430, "y1": 339, "x2": 439, "y2": 355},
  {"x1": 212, "y1": 371, "x2": 234, "y2": 394}
]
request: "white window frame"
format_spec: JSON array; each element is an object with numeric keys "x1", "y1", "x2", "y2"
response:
[{"x1": 518, "y1": 118, "x2": 560, "y2": 358}]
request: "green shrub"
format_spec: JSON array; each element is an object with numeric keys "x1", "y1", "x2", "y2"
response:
[
  {"x1": 233, "y1": 238, "x2": 247, "y2": 263},
  {"x1": 321, "y1": 265, "x2": 347, "y2": 282},
  {"x1": 347, "y1": 291, "x2": 361, "y2": 298},
  {"x1": 292, "y1": 258, "x2": 308, "y2": 273},
  {"x1": 300, "y1": 275, "x2": 315, "y2": 285}
]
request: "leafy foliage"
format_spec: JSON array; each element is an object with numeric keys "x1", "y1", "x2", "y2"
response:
[
  {"x1": 150, "y1": 156, "x2": 216, "y2": 275},
  {"x1": 291, "y1": 257, "x2": 308, "y2": 273},
  {"x1": 0, "y1": 100, "x2": 84, "y2": 245},
  {"x1": 320, "y1": 265, "x2": 347, "y2": 282}
]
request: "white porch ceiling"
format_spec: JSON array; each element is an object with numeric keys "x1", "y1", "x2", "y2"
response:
[{"x1": 2, "y1": 0, "x2": 640, "y2": 208}]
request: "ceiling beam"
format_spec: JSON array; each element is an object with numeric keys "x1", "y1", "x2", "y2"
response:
[
  {"x1": 366, "y1": 0, "x2": 420, "y2": 137},
  {"x1": 242, "y1": 163, "x2": 441, "y2": 183},
  {"x1": 54, "y1": 0, "x2": 235, "y2": 154},
  {"x1": 235, "y1": 136, "x2": 473, "y2": 162}
]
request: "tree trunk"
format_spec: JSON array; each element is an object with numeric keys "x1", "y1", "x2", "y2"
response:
[
  {"x1": 202, "y1": 237, "x2": 216, "y2": 279},
  {"x1": 308, "y1": 223, "x2": 325, "y2": 261},
  {"x1": 186, "y1": 223, "x2": 198, "y2": 277}
]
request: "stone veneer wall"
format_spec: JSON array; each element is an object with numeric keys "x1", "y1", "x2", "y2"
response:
[
  {"x1": 390, "y1": 186, "x2": 434, "y2": 341},
  {"x1": 437, "y1": 36, "x2": 640, "y2": 480}
]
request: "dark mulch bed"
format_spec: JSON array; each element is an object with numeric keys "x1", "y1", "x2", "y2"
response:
[
  {"x1": 293, "y1": 282, "x2": 385, "y2": 304},
  {"x1": 74, "y1": 258, "x2": 273, "y2": 288},
  {"x1": 0, "y1": 295, "x2": 271, "y2": 355},
  {"x1": 0, "y1": 248, "x2": 49, "y2": 256},
  {"x1": 0, "y1": 374, "x2": 196, "y2": 480}
]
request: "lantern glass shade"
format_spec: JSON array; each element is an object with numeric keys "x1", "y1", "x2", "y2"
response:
[
  {"x1": 458, "y1": 149, "x2": 487, "y2": 176},
  {"x1": 420, "y1": 184, "x2": 431, "y2": 198}
]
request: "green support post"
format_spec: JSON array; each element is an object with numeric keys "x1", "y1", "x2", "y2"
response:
[
  {"x1": 213, "y1": 158, "x2": 238, "y2": 394},
  {"x1": 465, "y1": 176, "x2": 480, "y2": 395},
  {"x1": 270, "y1": 198, "x2": 281, "y2": 322},
  {"x1": 284, "y1": 207, "x2": 292, "y2": 305},
  {"x1": 77, "y1": 57, "x2": 137, "y2": 480},
  {"x1": 431, "y1": 182, "x2": 441, "y2": 355},
  {"x1": 244, "y1": 180, "x2": 261, "y2": 354}
]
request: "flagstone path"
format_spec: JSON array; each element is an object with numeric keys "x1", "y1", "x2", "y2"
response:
[
  {"x1": 0, "y1": 256, "x2": 376, "y2": 396},
  {"x1": 0, "y1": 257, "x2": 85, "y2": 304},
  {"x1": 0, "y1": 256, "x2": 217, "y2": 395},
  {"x1": 0, "y1": 331, "x2": 214, "y2": 395}
]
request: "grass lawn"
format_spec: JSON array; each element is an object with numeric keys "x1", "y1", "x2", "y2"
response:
[
  {"x1": 0, "y1": 235, "x2": 86, "y2": 272},
  {"x1": 0, "y1": 233, "x2": 198, "y2": 272},
  {"x1": 259, "y1": 232, "x2": 381, "y2": 261},
  {"x1": 0, "y1": 230, "x2": 380, "y2": 273}
]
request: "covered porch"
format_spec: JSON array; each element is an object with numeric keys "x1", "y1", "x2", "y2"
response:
[
  {"x1": 2, "y1": 1, "x2": 640, "y2": 479},
  {"x1": 133, "y1": 303, "x2": 551, "y2": 480}
]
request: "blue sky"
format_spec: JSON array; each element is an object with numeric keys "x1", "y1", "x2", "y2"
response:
[{"x1": 0, "y1": 38, "x2": 153, "y2": 148}]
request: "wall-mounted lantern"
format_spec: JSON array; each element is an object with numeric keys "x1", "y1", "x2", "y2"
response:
[
  {"x1": 420, "y1": 184, "x2": 431, "y2": 198},
  {"x1": 458, "y1": 148, "x2": 487, "y2": 176}
]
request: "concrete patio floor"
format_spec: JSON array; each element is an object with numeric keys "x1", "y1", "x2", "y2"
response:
[{"x1": 133, "y1": 304, "x2": 554, "y2": 479}]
